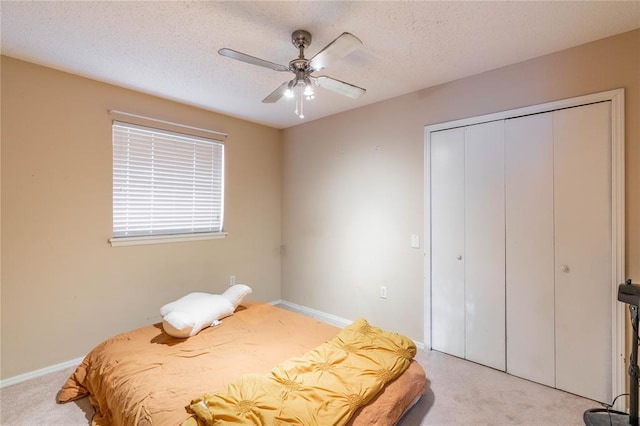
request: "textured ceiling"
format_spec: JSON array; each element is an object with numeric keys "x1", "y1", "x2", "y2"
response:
[{"x1": 2, "y1": 1, "x2": 639, "y2": 129}]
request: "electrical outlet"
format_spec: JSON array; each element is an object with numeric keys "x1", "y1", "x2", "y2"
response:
[
  {"x1": 229, "y1": 275, "x2": 236, "y2": 287},
  {"x1": 380, "y1": 286, "x2": 387, "y2": 299}
]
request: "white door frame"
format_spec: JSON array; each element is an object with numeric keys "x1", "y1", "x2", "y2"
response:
[{"x1": 423, "y1": 88, "x2": 625, "y2": 407}]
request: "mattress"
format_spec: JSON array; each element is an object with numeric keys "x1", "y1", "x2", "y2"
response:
[{"x1": 58, "y1": 301, "x2": 426, "y2": 425}]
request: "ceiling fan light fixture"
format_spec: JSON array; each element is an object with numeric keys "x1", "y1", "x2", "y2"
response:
[
  {"x1": 303, "y1": 82, "x2": 314, "y2": 97},
  {"x1": 289, "y1": 77, "x2": 313, "y2": 118},
  {"x1": 284, "y1": 80, "x2": 295, "y2": 98}
]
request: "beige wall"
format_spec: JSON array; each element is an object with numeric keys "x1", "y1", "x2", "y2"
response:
[
  {"x1": 1, "y1": 28, "x2": 639, "y2": 380},
  {"x1": 0, "y1": 57, "x2": 283, "y2": 379},
  {"x1": 282, "y1": 29, "x2": 640, "y2": 343}
]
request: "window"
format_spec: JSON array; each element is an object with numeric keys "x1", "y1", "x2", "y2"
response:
[{"x1": 111, "y1": 121, "x2": 225, "y2": 245}]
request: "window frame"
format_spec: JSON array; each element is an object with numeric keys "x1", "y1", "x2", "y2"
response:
[{"x1": 109, "y1": 120, "x2": 227, "y2": 247}]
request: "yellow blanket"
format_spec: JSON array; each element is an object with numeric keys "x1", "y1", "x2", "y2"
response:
[{"x1": 183, "y1": 318, "x2": 416, "y2": 426}]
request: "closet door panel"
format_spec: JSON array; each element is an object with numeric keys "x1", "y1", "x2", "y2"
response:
[
  {"x1": 430, "y1": 128, "x2": 465, "y2": 358},
  {"x1": 554, "y1": 102, "x2": 612, "y2": 403},
  {"x1": 505, "y1": 113, "x2": 555, "y2": 386},
  {"x1": 464, "y1": 121, "x2": 506, "y2": 371}
]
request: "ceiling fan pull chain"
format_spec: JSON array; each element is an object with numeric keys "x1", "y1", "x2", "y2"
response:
[
  {"x1": 295, "y1": 88, "x2": 301, "y2": 118},
  {"x1": 298, "y1": 84, "x2": 304, "y2": 119}
]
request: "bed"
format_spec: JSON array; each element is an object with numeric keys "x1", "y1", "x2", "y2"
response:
[{"x1": 58, "y1": 301, "x2": 426, "y2": 425}]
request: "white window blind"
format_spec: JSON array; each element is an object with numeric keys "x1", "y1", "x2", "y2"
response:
[{"x1": 112, "y1": 121, "x2": 224, "y2": 239}]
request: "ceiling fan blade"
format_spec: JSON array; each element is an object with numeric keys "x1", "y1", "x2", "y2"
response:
[
  {"x1": 308, "y1": 32, "x2": 362, "y2": 71},
  {"x1": 219, "y1": 48, "x2": 289, "y2": 72},
  {"x1": 262, "y1": 81, "x2": 290, "y2": 103},
  {"x1": 313, "y1": 76, "x2": 366, "y2": 99}
]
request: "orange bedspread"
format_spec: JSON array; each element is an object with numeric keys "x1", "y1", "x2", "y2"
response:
[{"x1": 58, "y1": 302, "x2": 425, "y2": 425}]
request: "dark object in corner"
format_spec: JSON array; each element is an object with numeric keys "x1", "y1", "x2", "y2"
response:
[{"x1": 584, "y1": 279, "x2": 639, "y2": 426}]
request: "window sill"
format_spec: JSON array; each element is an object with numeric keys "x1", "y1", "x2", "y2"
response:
[{"x1": 109, "y1": 232, "x2": 228, "y2": 247}]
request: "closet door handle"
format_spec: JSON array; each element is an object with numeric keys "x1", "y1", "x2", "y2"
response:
[
  {"x1": 560, "y1": 264, "x2": 570, "y2": 273},
  {"x1": 456, "y1": 255, "x2": 462, "y2": 260}
]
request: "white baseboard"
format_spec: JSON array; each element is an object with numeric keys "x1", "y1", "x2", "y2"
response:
[
  {"x1": 272, "y1": 299, "x2": 426, "y2": 350},
  {"x1": 274, "y1": 299, "x2": 353, "y2": 328},
  {"x1": 2, "y1": 300, "x2": 424, "y2": 388},
  {"x1": 0, "y1": 356, "x2": 84, "y2": 389}
]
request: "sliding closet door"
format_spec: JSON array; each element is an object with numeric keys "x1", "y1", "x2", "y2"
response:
[
  {"x1": 464, "y1": 121, "x2": 505, "y2": 371},
  {"x1": 554, "y1": 102, "x2": 612, "y2": 403},
  {"x1": 505, "y1": 113, "x2": 555, "y2": 386},
  {"x1": 430, "y1": 127, "x2": 465, "y2": 358}
]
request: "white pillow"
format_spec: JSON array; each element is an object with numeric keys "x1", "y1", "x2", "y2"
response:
[
  {"x1": 222, "y1": 284, "x2": 253, "y2": 308},
  {"x1": 160, "y1": 293, "x2": 234, "y2": 338}
]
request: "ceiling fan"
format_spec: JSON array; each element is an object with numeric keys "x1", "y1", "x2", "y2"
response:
[{"x1": 219, "y1": 30, "x2": 366, "y2": 119}]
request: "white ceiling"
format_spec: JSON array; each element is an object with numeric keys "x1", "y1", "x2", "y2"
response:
[{"x1": 2, "y1": 1, "x2": 639, "y2": 129}]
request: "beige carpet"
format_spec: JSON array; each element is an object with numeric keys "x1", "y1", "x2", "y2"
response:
[
  {"x1": 399, "y1": 350, "x2": 599, "y2": 425},
  {"x1": 0, "y1": 348, "x2": 600, "y2": 425}
]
